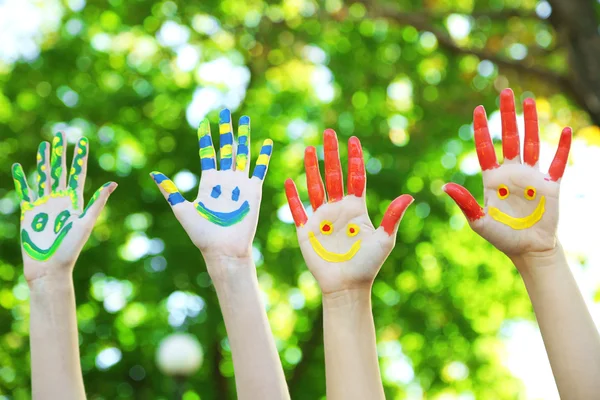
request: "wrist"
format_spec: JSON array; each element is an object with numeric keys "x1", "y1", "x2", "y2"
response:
[
  {"x1": 510, "y1": 242, "x2": 565, "y2": 271},
  {"x1": 28, "y1": 270, "x2": 74, "y2": 294},
  {"x1": 322, "y1": 286, "x2": 372, "y2": 310},
  {"x1": 202, "y1": 253, "x2": 255, "y2": 284}
]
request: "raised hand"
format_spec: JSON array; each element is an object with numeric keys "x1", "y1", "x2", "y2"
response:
[
  {"x1": 443, "y1": 88, "x2": 571, "y2": 257},
  {"x1": 285, "y1": 129, "x2": 413, "y2": 294},
  {"x1": 13, "y1": 132, "x2": 117, "y2": 281},
  {"x1": 151, "y1": 109, "x2": 273, "y2": 258}
]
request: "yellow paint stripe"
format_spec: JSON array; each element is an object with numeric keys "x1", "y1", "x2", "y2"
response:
[
  {"x1": 256, "y1": 154, "x2": 270, "y2": 166},
  {"x1": 308, "y1": 231, "x2": 361, "y2": 263},
  {"x1": 220, "y1": 144, "x2": 233, "y2": 158},
  {"x1": 219, "y1": 123, "x2": 231, "y2": 134},
  {"x1": 489, "y1": 196, "x2": 546, "y2": 230}
]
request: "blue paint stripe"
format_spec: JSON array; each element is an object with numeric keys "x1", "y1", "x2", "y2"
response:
[
  {"x1": 259, "y1": 145, "x2": 273, "y2": 155},
  {"x1": 219, "y1": 108, "x2": 231, "y2": 124},
  {"x1": 201, "y1": 158, "x2": 216, "y2": 170},
  {"x1": 221, "y1": 158, "x2": 232, "y2": 170},
  {"x1": 197, "y1": 200, "x2": 249, "y2": 219},
  {"x1": 168, "y1": 193, "x2": 185, "y2": 206},
  {"x1": 237, "y1": 144, "x2": 248, "y2": 156},
  {"x1": 152, "y1": 173, "x2": 168, "y2": 184},
  {"x1": 253, "y1": 165, "x2": 267, "y2": 180},
  {"x1": 199, "y1": 135, "x2": 213, "y2": 148},
  {"x1": 239, "y1": 115, "x2": 250, "y2": 125},
  {"x1": 220, "y1": 134, "x2": 233, "y2": 146}
]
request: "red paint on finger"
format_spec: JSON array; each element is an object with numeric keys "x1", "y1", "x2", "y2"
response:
[
  {"x1": 443, "y1": 183, "x2": 485, "y2": 222},
  {"x1": 548, "y1": 127, "x2": 572, "y2": 181},
  {"x1": 380, "y1": 194, "x2": 414, "y2": 235},
  {"x1": 523, "y1": 98, "x2": 540, "y2": 166},
  {"x1": 304, "y1": 146, "x2": 326, "y2": 210},
  {"x1": 473, "y1": 106, "x2": 499, "y2": 171},
  {"x1": 285, "y1": 179, "x2": 308, "y2": 227},
  {"x1": 323, "y1": 129, "x2": 344, "y2": 202},
  {"x1": 500, "y1": 88, "x2": 521, "y2": 161},
  {"x1": 347, "y1": 136, "x2": 366, "y2": 197}
]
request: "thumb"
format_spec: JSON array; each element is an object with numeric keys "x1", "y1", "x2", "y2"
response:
[
  {"x1": 150, "y1": 171, "x2": 186, "y2": 207},
  {"x1": 442, "y1": 183, "x2": 485, "y2": 222},
  {"x1": 380, "y1": 194, "x2": 414, "y2": 235},
  {"x1": 79, "y1": 182, "x2": 118, "y2": 223}
]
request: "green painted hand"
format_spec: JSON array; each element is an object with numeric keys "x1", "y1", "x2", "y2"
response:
[{"x1": 12, "y1": 132, "x2": 117, "y2": 282}]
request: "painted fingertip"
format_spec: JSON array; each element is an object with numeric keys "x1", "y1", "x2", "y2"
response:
[
  {"x1": 239, "y1": 115, "x2": 250, "y2": 125},
  {"x1": 501, "y1": 87, "x2": 514, "y2": 100},
  {"x1": 523, "y1": 97, "x2": 536, "y2": 108},
  {"x1": 219, "y1": 108, "x2": 231, "y2": 122}
]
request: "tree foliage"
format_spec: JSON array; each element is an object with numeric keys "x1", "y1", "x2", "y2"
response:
[{"x1": 0, "y1": 0, "x2": 598, "y2": 399}]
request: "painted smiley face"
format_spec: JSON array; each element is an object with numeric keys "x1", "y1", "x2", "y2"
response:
[
  {"x1": 488, "y1": 184, "x2": 546, "y2": 230},
  {"x1": 21, "y1": 210, "x2": 73, "y2": 261},
  {"x1": 195, "y1": 185, "x2": 250, "y2": 227},
  {"x1": 308, "y1": 220, "x2": 362, "y2": 262}
]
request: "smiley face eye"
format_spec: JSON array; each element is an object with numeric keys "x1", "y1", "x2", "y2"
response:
[
  {"x1": 32, "y1": 213, "x2": 48, "y2": 232},
  {"x1": 210, "y1": 185, "x2": 222, "y2": 199},
  {"x1": 346, "y1": 223, "x2": 360, "y2": 237},
  {"x1": 524, "y1": 186, "x2": 537, "y2": 200},
  {"x1": 497, "y1": 184, "x2": 510, "y2": 199},
  {"x1": 54, "y1": 210, "x2": 71, "y2": 234},
  {"x1": 320, "y1": 220, "x2": 333, "y2": 235}
]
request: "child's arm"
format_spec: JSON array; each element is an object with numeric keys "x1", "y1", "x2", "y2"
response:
[
  {"x1": 444, "y1": 88, "x2": 600, "y2": 399},
  {"x1": 151, "y1": 110, "x2": 289, "y2": 400},
  {"x1": 13, "y1": 133, "x2": 117, "y2": 400},
  {"x1": 285, "y1": 130, "x2": 413, "y2": 399}
]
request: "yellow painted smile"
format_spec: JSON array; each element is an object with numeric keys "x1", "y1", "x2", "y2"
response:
[
  {"x1": 489, "y1": 196, "x2": 546, "y2": 230},
  {"x1": 308, "y1": 231, "x2": 361, "y2": 262}
]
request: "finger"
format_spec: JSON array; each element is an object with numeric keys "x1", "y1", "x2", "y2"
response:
[
  {"x1": 150, "y1": 171, "x2": 186, "y2": 207},
  {"x1": 443, "y1": 183, "x2": 485, "y2": 222},
  {"x1": 284, "y1": 179, "x2": 308, "y2": 227},
  {"x1": 79, "y1": 182, "x2": 118, "y2": 222},
  {"x1": 548, "y1": 127, "x2": 572, "y2": 182},
  {"x1": 68, "y1": 137, "x2": 89, "y2": 210},
  {"x1": 347, "y1": 136, "x2": 366, "y2": 197},
  {"x1": 380, "y1": 195, "x2": 414, "y2": 235},
  {"x1": 197, "y1": 119, "x2": 216, "y2": 171},
  {"x1": 219, "y1": 109, "x2": 234, "y2": 170},
  {"x1": 323, "y1": 129, "x2": 344, "y2": 202},
  {"x1": 500, "y1": 88, "x2": 521, "y2": 163},
  {"x1": 304, "y1": 146, "x2": 326, "y2": 211},
  {"x1": 473, "y1": 106, "x2": 499, "y2": 171},
  {"x1": 12, "y1": 163, "x2": 32, "y2": 203},
  {"x1": 50, "y1": 132, "x2": 67, "y2": 192},
  {"x1": 36, "y1": 141, "x2": 51, "y2": 198},
  {"x1": 523, "y1": 98, "x2": 540, "y2": 167},
  {"x1": 252, "y1": 139, "x2": 273, "y2": 181},
  {"x1": 236, "y1": 115, "x2": 251, "y2": 174}
]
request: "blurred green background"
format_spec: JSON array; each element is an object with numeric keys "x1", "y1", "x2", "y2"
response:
[{"x1": 1, "y1": 0, "x2": 600, "y2": 399}]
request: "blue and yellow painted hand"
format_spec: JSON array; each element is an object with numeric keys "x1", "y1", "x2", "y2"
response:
[
  {"x1": 489, "y1": 184, "x2": 545, "y2": 229},
  {"x1": 151, "y1": 109, "x2": 272, "y2": 227},
  {"x1": 13, "y1": 133, "x2": 112, "y2": 261}
]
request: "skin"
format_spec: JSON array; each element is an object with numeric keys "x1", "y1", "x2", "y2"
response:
[
  {"x1": 12, "y1": 132, "x2": 117, "y2": 400},
  {"x1": 285, "y1": 129, "x2": 413, "y2": 400},
  {"x1": 151, "y1": 109, "x2": 289, "y2": 400},
  {"x1": 444, "y1": 88, "x2": 600, "y2": 399}
]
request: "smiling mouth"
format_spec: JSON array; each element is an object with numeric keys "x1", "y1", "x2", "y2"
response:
[
  {"x1": 21, "y1": 222, "x2": 73, "y2": 261},
  {"x1": 488, "y1": 196, "x2": 546, "y2": 230},
  {"x1": 308, "y1": 231, "x2": 361, "y2": 262},
  {"x1": 195, "y1": 200, "x2": 250, "y2": 226}
]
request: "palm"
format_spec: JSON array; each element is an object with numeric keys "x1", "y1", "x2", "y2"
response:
[
  {"x1": 12, "y1": 133, "x2": 116, "y2": 281},
  {"x1": 444, "y1": 89, "x2": 571, "y2": 257},
  {"x1": 285, "y1": 129, "x2": 413, "y2": 294},
  {"x1": 151, "y1": 109, "x2": 273, "y2": 258}
]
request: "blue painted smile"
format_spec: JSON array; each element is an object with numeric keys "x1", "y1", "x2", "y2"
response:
[{"x1": 195, "y1": 200, "x2": 250, "y2": 226}]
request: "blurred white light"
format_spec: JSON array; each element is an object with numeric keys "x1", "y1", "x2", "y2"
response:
[
  {"x1": 157, "y1": 21, "x2": 190, "y2": 48},
  {"x1": 192, "y1": 14, "x2": 220, "y2": 35},
  {"x1": 287, "y1": 119, "x2": 309, "y2": 140},
  {"x1": 176, "y1": 45, "x2": 201, "y2": 72},
  {"x1": 508, "y1": 43, "x2": 528, "y2": 60},
  {"x1": 0, "y1": 0, "x2": 63, "y2": 64},
  {"x1": 156, "y1": 333, "x2": 203, "y2": 376},
  {"x1": 478, "y1": 60, "x2": 495, "y2": 77},
  {"x1": 446, "y1": 14, "x2": 471, "y2": 40},
  {"x1": 311, "y1": 65, "x2": 335, "y2": 103},
  {"x1": 67, "y1": 0, "x2": 86, "y2": 12},
  {"x1": 120, "y1": 233, "x2": 152, "y2": 261},
  {"x1": 536, "y1": 1, "x2": 552, "y2": 19},
  {"x1": 96, "y1": 347, "x2": 122, "y2": 370},
  {"x1": 302, "y1": 45, "x2": 327, "y2": 64},
  {"x1": 173, "y1": 170, "x2": 198, "y2": 192},
  {"x1": 277, "y1": 204, "x2": 294, "y2": 224},
  {"x1": 387, "y1": 80, "x2": 412, "y2": 102},
  {"x1": 91, "y1": 33, "x2": 112, "y2": 52}
]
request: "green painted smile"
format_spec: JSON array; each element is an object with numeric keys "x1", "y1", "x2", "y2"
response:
[{"x1": 21, "y1": 222, "x2": 73, "y2": 261}]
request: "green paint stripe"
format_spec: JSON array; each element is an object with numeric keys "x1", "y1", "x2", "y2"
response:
[
  {"x1": 50, "y1": 133, "x2": 64, "y2": 192},
  {"x1": 12, "y1": 164, "x2": 31, "y2": 202},
  {"x1": 21, "y1": 222, "x2": 73, "y2": 261},
  {"x1": 80, "y1": 182, "x2": 112, "y2": 219},
  {"x1": 36, "y1": 142, "x2": 48, "y2": 198}
]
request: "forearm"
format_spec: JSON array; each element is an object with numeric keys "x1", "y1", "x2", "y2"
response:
[
  {"x1": 205, "y1": 256, "x2": 289, "y2": 400},
  {"x1": 29, "y1": 272, "x2": 86, "y2": 400},
  {"x1": 322, "y1": 288, "x2": 384, "y2": 400},
  {"x1": 513, "y1": 244, "x2": 600, "y2": 399}
]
